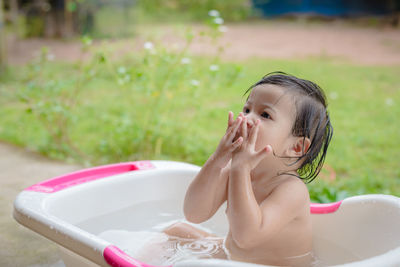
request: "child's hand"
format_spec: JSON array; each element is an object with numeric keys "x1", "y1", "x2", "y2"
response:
[
  {"x1": 213, "y1": 111, "x2": 244, "y2": 168},
  {"x1": 231, "y1": 117, "x2": 273, "y2": 171}
]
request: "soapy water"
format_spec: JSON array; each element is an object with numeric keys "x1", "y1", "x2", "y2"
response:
[
  {"x1": 78, "y1": 199, "x2": 230, "y2": 265},
  {"x1": 177, "y1": 238, "x2": 221, "y2": 255},
  {"x1": 77, "y1": 199, "x2": 226, "y2": 236},
  {"x1": 98, "y1": 229, "x2": 229, "y2": 265},
  {"x1": 148, "y1": 236, "x2": 229, "y2": 265},
  {"x1": 77, "y1": 199, "x2": 361, "y2": 266}
]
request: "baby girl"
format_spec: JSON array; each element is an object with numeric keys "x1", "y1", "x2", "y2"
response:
[{"x1": 164, "y1": 72, "x2": 333, "y2": 266}]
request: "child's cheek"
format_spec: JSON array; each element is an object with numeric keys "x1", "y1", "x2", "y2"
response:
[{"x1": 256, "y1": 126, "x2": 267, "y2": 148}]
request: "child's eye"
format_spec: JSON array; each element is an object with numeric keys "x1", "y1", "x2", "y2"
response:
[
  {"x1": 261, "y1": 112, "x2": 271, "y2": 119},
  {"x1": 243, "y1": 108, "x2": 250, "y2": 114}
]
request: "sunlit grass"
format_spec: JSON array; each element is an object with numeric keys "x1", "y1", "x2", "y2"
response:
[{"x1": 1, "y1": 49, "x2": 399, "y2": 202}]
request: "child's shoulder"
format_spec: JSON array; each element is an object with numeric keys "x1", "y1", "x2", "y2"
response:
[
  {"x1": 279, "y1": 174, "x2": 308, "y2": 188},
  {"x1": 270, "y1": 175, "x2": 310, "y2": 205},
  {"x1": 258, "y1": 175, "x2": 310, "y2": 221}
]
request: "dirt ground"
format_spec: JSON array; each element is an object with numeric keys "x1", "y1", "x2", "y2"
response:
[
  {"x1": 1, "y1": 21, "x2": 400, "y2": 267},
  {"x1": 7, "y1": 21, "x2": 400, "y2": 66}
]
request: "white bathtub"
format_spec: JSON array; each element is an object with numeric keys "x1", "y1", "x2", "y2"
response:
[{"x1": 13, "y1": 160, "x2": 400, "y2": 267}]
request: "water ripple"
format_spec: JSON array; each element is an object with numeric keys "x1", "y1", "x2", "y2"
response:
[{"x1": 175, "y1": 238, "x2": 222, "y2": 256}]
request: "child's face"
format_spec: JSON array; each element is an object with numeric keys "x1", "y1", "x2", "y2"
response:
[{"x1": 242, "y1": 84, "x2": 297, "y2": 158}]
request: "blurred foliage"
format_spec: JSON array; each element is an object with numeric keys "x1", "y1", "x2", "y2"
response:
[
  {"x1": 134, "y1": 0, "x2": 253, "y2": 22},
  {"x1": 82, "y1": 0, "x2": 253, "y2": 37},
  {"x1": 7, "y1": 0, "x2": 252, "y2": 38},
  {"x1": 309, "y1": 180, "x2": 350, "y2": 203},
  {"x1": 0, "y1": 17, "x2": 241, "y2": 166}
]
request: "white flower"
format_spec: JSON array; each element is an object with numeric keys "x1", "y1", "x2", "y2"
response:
[
  {"x1": 385, "y1": 98, "x2": 394, "y2": 106},
  {"x1": 123, "y1": 74, "x2": 131, "y2": 82},
  {"x1": 209, "y1": 64, "x2": 219, "y2": 72},
  {"x1": 218, "y1": 25, "x2": 228, "y2": 33},
  {"x1": 180, "y1": 57, "x2": 191, "y2": 64},
  {"x1": 208, "y1": 10, "x2": 220, "y2": 17},
  {"x1": 118, "y1": 66, "x2": 126, "y2": 74},
  {"x1": 213, "y1": 17, "x2": 224, "y2": 25},
  {"x1": 82, "y1": 36, "x2": 92, "y2": 46},
  {"x1": 190, "y1": 79, "x2": 200, "y2": 86},
  {"x1": 329, "y1": 92, "x2": 338, "y2": 100},
  {"x1": 47, "y1": 54, "x2": 55, "y2": 61},
  {"x1": 144, "y1": 42, "x2": 154, "y2": 50}
]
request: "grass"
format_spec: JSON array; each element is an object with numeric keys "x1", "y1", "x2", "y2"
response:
[{"x1": 1, "y1": 37, "x2": 399, "y2": 203}]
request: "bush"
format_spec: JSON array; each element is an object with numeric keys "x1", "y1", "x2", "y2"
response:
[{"x1": 0, "y1": 20, "x2": 243, "y2": 166}]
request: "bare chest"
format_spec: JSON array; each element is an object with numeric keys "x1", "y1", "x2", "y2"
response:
[{"x1": 251, "y1": 179, "x2": 281, "y2": 204}]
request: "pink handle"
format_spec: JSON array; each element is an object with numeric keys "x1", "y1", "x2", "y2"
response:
[
  {"x1": 104, "y1": 245, "x2": 170, "y2": 267},
  {"x1": 310, "y1": 201, "x2": 342, "y2": 214},
  {"x1": 26, "y1": 161, "x2": 155, "y2": 193}
]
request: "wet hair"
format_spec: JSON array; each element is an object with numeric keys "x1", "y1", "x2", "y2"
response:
[{"x1": 244, "y1": 71, "x2": 333, "y2": 183}]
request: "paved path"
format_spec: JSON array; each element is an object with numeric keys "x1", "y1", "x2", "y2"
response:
[{"x1": 0, "y1": 142, "x2": 80, "y2": 266}]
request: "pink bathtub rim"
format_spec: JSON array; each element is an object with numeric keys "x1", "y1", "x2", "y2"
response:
[
  {"x1": 25, "y1": 161, "x2": 155, "y2": 193},
  {"x1": 25, "y1": 160, "x2": 343, "y2": 213},
  {"x1": 310, "y1": 201, "x2": 342, "y2": 214}
]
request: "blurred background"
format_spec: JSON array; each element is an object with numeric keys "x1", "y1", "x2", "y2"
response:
[{"x1": 0, "y1": 0, "x2": 399, "y2": 266}]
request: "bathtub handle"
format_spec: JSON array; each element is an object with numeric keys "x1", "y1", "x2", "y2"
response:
[
  {"x1": 25, "y1": 161, "x2": 155, "y2": 193},
  {"x1": 310, "y1": 201, "x2": 342, "y2": 214},
  {"x1": 104, "y1": 245, "x2": 169, "y2": 267}
]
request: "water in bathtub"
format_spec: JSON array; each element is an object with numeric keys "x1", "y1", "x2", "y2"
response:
[{"x1": 77, "y1": 199, "x2": 361, "y2": 266}]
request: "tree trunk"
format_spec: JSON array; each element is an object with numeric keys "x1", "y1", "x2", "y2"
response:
[
  {"x1": 64, "y1": 0, "x2": 74, "y2": 37},
  {"x1": 9, "y1": 0, "x2": 18, "y2": 25},
  {"x1": 0, "y1": 0, "x2": 6, "y2": 72}
]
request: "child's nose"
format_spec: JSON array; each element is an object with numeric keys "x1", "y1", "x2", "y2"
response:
[
  {"x1": 245, "y1": 116, "x2": 255, "y2": 129},
  {"x1": 242, "y1": 112, "x2": 255, "y2": 129}
]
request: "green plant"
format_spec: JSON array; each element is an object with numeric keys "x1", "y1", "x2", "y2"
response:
[
  {"x1": 16, "y1": 43, "x2": 95, "y2": 161},
  {"x1": 308, "y1": 180, "x2": 350, "y2": 203},
  {"x1": 5, "y1": 14, "x2": 243, "y2": 165}
]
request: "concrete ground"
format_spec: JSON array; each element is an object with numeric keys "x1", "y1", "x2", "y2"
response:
[{"x1": 0, "y1": 142, "x2": 80, "y2": 267}]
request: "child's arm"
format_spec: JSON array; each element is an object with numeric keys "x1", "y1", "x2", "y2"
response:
[
  {"x1": 227, "y1": 118, "x2": 309, "y2": 249},
  {"x1": 184, "y1": 112, "x2": 243, "y2": 223}
]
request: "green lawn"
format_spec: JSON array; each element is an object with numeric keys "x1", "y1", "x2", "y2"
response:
[{"x1": 1, "y1": 42, "x2": 399, "y2": 203}]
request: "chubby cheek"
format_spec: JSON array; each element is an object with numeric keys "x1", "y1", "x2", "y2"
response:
[
  {"x1": 255, "y1": 125, "x2": 286, "y2": 154},
  {"x1": 254, "y1": 126, "x2": 271, "y2": 150}
]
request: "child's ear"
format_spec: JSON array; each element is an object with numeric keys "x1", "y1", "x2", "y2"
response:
[{"x1": 288, "y1": 137, "x2": 311, "y2": 158}]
